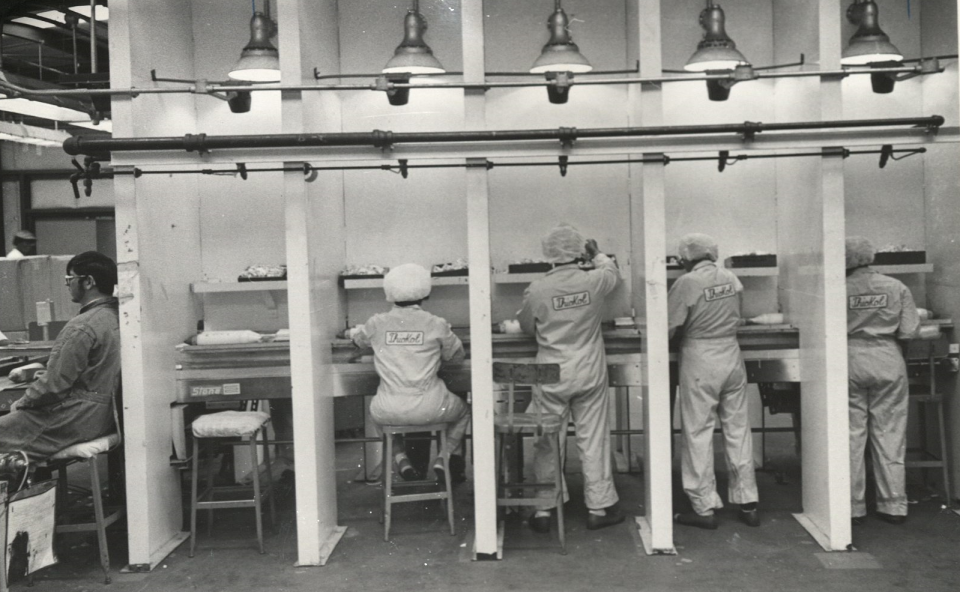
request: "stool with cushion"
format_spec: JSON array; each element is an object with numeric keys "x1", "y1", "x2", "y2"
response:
[
  {"x1": 189, "y1": 411, "x2": 275, "y2": 556},
  {"x1": 493, "y1": 362, "x2": 565, "y2": 553},
  {"x1": 36, "y1": 433, "x2": 124, "y2": 584},
  {"x1": 380, "y1": 424, "x2": 455, "y2": 541}
]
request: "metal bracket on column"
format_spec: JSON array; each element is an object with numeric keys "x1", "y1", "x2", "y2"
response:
[
  {"x1": 740, "y1": 121, "x2": 762, "y2": 142},
  {"x1": 302, "y1": 163, "x2": 318, "y2": 183}
]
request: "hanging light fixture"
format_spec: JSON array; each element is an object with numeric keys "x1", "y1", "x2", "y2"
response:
[
  {"x1": 841, "y1": 1, "x2": 902, "y2": 66},
  {"x1": 684, "y1": 1, "x2": 750, "y2": 101},
  {"x1": 841, "y1": 1, "x2": 903, "y2": 93},
  {"x1": 228, "y1": 1, "x2": 280, "y2": 82},
  {"x1": 380, "y1": 0, "x2": 444, "y2": 106},
  {"x1": 529, "y1": 1, "x2": 593, "y2": 104}
]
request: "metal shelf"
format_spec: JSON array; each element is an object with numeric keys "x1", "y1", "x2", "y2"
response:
[
  {"x1": 342, "y1": 276, "x2": 469, "y2": 289},
  {"x1": 192, "y1": 281, "x2": 288, "y2": 293},
  {"x1": 873, "y1": 264, "x2": 934, "y2": 275}
]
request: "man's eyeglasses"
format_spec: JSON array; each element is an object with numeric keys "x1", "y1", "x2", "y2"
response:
[{"x1": 64, "y1": 275, "x2": 89, "y2": 285}]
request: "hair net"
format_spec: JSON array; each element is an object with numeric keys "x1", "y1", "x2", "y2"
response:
[
  {"x1": 541, "y1": 224, "x2": 585, "y2": 263},
  {"x1": 845, "y1": 236, "x2": 875, "y2": 269},
  {"x1": 677, "y1": 233, "x2": 719, "y2": 263},
  {"x1": 383, "y1": 263, "x2": 432, "y2": 302}
]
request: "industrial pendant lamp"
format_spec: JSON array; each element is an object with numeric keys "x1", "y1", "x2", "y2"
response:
[
  {"x1": 684, "y1": 1, "x2": 750, "y2": 101},
  {"x1": 381, "y1": 0, "x2": 445, "y2": 106},
  {"x1": 530, "y1": 1, "x2": 593, "y2": 104},
  {"x1": 841, "y1": 0, "x2": 903, "y2": 93},
  {"x1": 228, "y1": 1, "x2": 281, "y2": 83}
]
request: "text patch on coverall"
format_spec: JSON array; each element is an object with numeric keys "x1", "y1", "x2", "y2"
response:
[
  {"x1": 704, "y1": 284, "x2": 736, "y2": 302},
  {"x1": 386, "y1": 331, "x2": 425, "y2": 345},
  {"x1": 849, "y1": 294, "x2": 888, "y2": 309},
  {"x1": 553, "y1": 292, "x2": 591, "y2": 310}
]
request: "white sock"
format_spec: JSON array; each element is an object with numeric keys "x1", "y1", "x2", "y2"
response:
[
  {"x1": 534, "y1": 510, "x2": 551, "y2": 518},
  {"x1": 395, "y1": 452, "x2": 409, "y2": 464},
  {"x1": 589, "y1": 509, "x2": 606, "y2": 517}
]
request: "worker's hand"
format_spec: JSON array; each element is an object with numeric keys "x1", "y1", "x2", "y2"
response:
[
  {"x1": 9, "y1": 397, "x2": 23, "y2": 412},
  {"x1": 584, "y1": 239, "x2": 600, "y2": 260}
]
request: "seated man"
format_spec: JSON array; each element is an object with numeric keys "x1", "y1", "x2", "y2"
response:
[
  {"x1": 349, "y1": 263, "x2": 470, "y2": 483},
  {"x1": 4, "y1": 230, "x2": 37, "y2": 259},
  {"x1": 0, "y1": 251, "x2": 121, "y2": 490}
]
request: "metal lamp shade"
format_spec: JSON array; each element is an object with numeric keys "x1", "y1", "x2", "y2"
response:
[
  {"x1": 382, "y1": 48, "x2": 445, "y2": 75},
  {"x1": 530, "y1": 43, "x2": 593, "y2": 74},
  {"x1": 529, "y1": 5, "x2": 592, "y2": 74},
  {"x1": 382, "y1": 10, "x2": 445, "y2": 74},
  {"x1": 841, "y1": 37, "x2": 902, "y2": 65},
  {"x1": 841, "y1": 1, "x2": 902, "y2": 66},
  {"x1": 684, "y1": 4, "x2": 748, "y2": 72},
  {"x1": 684, "y1": 45, "x2": 749, "y2": 72},
  {"x1": 228, "y1": 12, "x2": 280, "y2": 82}
]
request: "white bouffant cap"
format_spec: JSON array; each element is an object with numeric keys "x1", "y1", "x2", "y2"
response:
[
  {"x1": 845, "y1": 236, "x2": 875, "y2": 269},
  {"x1": 383, "y1": 263, "x2": 432, "y2": 302},
  {"x1": 541, "y1": 224, "x2": 585, "y2": 263},
  {"x1": 678, "y1": 233, "x2": 719, "y2": 262}
]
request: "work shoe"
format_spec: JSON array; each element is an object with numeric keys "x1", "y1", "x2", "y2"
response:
[
  {"x1": 396, "y1": 455, "x2": 419, "y2": 481},
  {"x1": 528, "y1": 512, "x2": 552, "y2": 534},
  {"x1": 875, "y1": 512, "x2": 906, "y2": 525},
  {"x1": 431, "y1": 458, "x2": 447, "y2": 484},
  {"x1": 738, "y1": 504, "x2": 761, "y2": 527},
  {"x1": 674, "y1": 511, "x2": 719, "y2": 530},
  {"x1": 586, "y1": 505, "x2": 626, "y2": 530}
]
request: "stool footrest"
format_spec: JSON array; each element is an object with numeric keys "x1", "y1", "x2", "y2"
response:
[
  {"x1": 387, "y1": 492, "x2": 449, "y2": 504},
  {"x1": 195, "y1": 499, "x2": 258, "y2": 510},
  {"x1": 57, "y1": 509, "x2": 123, "y2": 533},
  {"x1": 501, "y1": 482, "x2": 560, "y2": 490}
]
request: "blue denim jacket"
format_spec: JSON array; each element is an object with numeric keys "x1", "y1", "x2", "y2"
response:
[{"x1": 21, "y1": 297, "x2": 120, "y2": 408}]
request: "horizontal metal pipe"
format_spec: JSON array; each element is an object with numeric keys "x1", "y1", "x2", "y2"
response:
[
  {"x1": 63, "y1": 116, "x2": 944, "y2": 156},
  {"x1": 0, "y1": 63, "x2": 937, "y2": 100}
]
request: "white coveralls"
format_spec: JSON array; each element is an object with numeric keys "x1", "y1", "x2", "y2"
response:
[
  {"x1": 846, "y1": 267, "x2": 919, "y2": 518},
  {"x1": 352, "y1": 305, "x2": 470, "y2": 458},
  {"x1": 518, "y1": 254, "x2": 620, "y2": 510},
  {"x1": 668, "y1": 260, "x2": 757, "y2": 515}
]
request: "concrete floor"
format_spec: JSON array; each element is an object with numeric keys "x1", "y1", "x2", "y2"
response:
[{"x1": 18, "y1": 436, "x2": 960, "y2": 592}]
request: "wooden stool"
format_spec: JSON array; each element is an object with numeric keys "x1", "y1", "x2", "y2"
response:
[
  {"x1": 189, "y1": 411, "x2": 275, "y2": 556},
  {"x1": 39, "y1": 433, "x2": 124, "y2": 584},
  {"x1": 493, "y1": 362, "x2": 566, "y2": 553},
  {"x1": 380, "y1": 424, "x2": 455, "y2": 541}
]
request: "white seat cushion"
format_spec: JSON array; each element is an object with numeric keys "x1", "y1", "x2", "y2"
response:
[
  {"x1": 192, "y1": 411, "x2": 271, "y2": 438},
  {"x1": 50, "y1": 433, "x2": 122, "y2": 460}
]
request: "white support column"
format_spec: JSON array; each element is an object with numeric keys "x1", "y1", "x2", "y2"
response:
[
  {"x1": 283, "y1": 164, "x2": 346, "y2": 566},
  {"x1": 785, "y1": 0, "x2": 852, "y2": 552},
  {"x1": 279, "y1": 0, "x2": 347, "y2": 566},
  {"x1": 461, "y1": 0, "x2": 498, "y2": 559},
  {"x1": 629, "y1": 0, "x2": 674, "y2": 555}
]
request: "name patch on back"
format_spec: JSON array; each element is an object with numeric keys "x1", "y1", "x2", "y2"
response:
[
  {"x1": 704, "y1": 284, "x2": 736, "y2": 302},
  {"x1": 386, "y1": 331, "x2": 424, "y2": 345},
  {"x1": 553, "y1": 291, "x2": 591, "y2": 311},
  {"x1": 849, "y1": 294, "x2": 887, "y2": 310}
]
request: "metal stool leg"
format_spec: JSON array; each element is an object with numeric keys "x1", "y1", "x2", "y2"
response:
[
  {"x1": 249, "y1": 434, "x2": 265, "y2": 554},
  {"x1": 89, "y1": 457, "x2": 111, "y2": 583},
  {"x1": 260, "y1": 428, "x2": 277, "y2": 531},
  {"x1": 440, "y1": 430, "x2": 455, "y2": 535},
  {"x1": 189, "y1": 437, "x2": 200, "y2": 558},
  {"x1": 383, "y1": 432, "x2": 393, "y2": 541},
  {"x1": 935, "y1": 399, "x2": 952, "y2": 504},
  {"x1": 205, "y1": 439, "x2": 217, "y2": 537},
  {"x1": 553, "y1": 432, "x2": 566, "y2": 554}
]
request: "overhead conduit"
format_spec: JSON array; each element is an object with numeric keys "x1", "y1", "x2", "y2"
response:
[{"x1": 63, "y1": 115, "x2": 945, "y2": 157}]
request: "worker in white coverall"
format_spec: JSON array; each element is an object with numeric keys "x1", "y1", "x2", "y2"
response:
[
  {"x1": 668, "y1": 233, "x2": 759, "y2": 529},
  {"x1": 845, "y1": 236, "x2": 919, "y2": 525},
  {"x1": 517, "y1": 225, "x2": 625, "y2": 533},
  {"x1": 350, "y1": 263, "x2": 471, "y2": 483}
]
